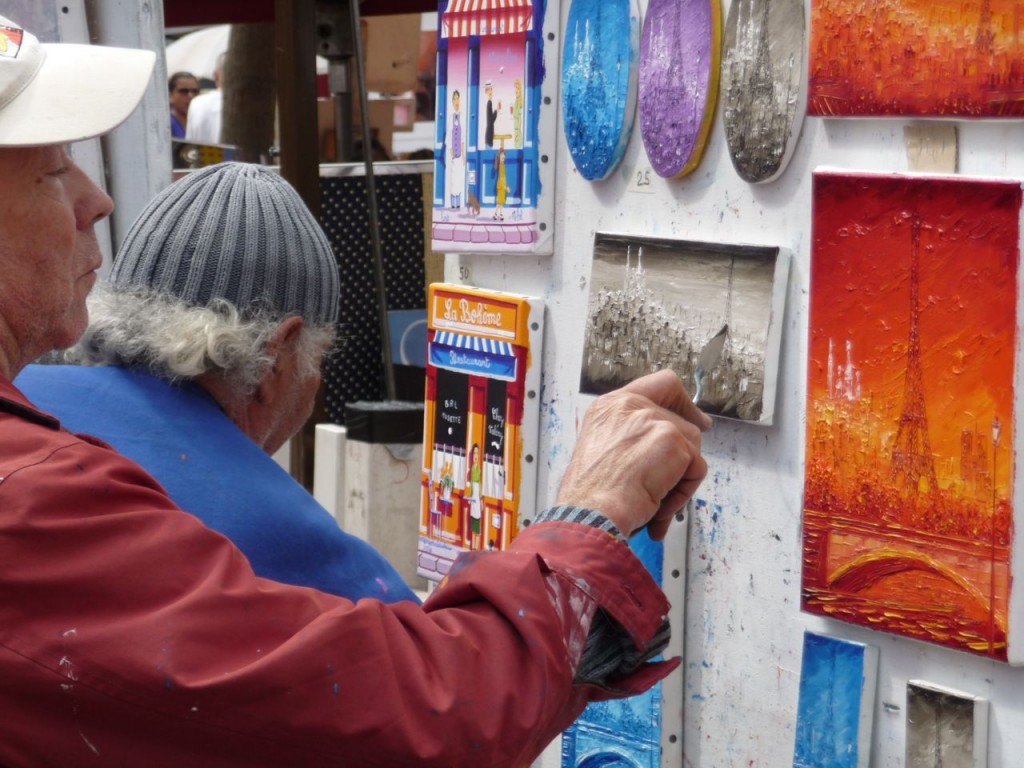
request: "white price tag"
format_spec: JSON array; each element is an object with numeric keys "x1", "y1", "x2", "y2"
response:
[{"x1": 627, "y1": 165, "x2": 656, "y2": 193}]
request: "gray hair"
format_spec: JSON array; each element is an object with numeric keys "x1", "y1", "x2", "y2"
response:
[{"x1": 65, "y1": 283, "x2": 335, "y2": 396}]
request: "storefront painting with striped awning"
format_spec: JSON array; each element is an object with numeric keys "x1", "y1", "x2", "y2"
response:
[{"x1": 433, "y1": 0, "x2": 553, "y2": 253}]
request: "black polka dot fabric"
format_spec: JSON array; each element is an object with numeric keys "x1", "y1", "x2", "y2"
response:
[{"x1": 319, "y1": 173, "x2": 427, "y2": 424}]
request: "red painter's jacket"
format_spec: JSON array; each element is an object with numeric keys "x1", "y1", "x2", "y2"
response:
[{"x1": 0, "y1": 378, "x2": 676, "y2": 767}]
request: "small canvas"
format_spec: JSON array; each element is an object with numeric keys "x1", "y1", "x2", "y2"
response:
[
  {"x1": 580, "y1": 232, "x2": 789, "y2": 425},
  {"x1": 906, "y1": 681, "x2": 989, "y2": 768},
  {"x1": 809, "y1": 0, "x2": 1024, "y2": 118},
  {"x1": 721, "y1": 0, "x2": 806, "y2": 183},
  {"x1": 561, "y1": 0, "x2": 640, "y2": 181},
  {"x1": 638, "y1": 0, "x2": 722, "y2": 178},
  {"x1": 432, "y1": 0, "x2": 560, "y2": 254},
  {"x1": 793, "y1": 632, "x2": 878, "y2": 768},
  {"x1": 417, "y1": 284, "x2": 544, "y2": 581},
  {"x1": 803, "y1": 170, "x2": 1022, "y2": 661}
]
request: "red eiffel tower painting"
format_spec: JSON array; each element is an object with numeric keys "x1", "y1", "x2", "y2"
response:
[{"x1": 803, "y1": 171, "x2": 1021, "y2": 661}]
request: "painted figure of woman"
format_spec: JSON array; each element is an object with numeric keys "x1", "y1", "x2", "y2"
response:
[
  {"x1": 493, "y1": 147, "x2": 508, "y2": 221},
  {"x1": 466, "y1": 442, "x2": 483, "y2": 548},
  {"x1": 512, "y1": 79, "x2": 523, "y2": 148},
  {"x1": 447, "y1": 90, "x2": 466, "y2": 209}
]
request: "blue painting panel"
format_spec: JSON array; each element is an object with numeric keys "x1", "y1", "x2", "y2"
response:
[
  {"x1": 561, "y1": 0, "x2": 639, "y2": 181},
  {"x1": 562, "y1": 529, "x2": 664, "y2": 768},
  {"x1": 794, "y1": 632, "x2": 877, "y2": 768}
]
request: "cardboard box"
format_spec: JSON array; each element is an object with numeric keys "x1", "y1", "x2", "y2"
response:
[
  {"x1": 363, "y1": 14, "x2": 420, "y2": 95},
  {"x1": 318, "y1": 97, "x2": 399, "y2": 161}
]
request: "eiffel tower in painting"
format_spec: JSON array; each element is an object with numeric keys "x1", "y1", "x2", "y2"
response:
[
  {"x1": 890, "y1": 214, "x2": 939, "y2": 494},
  {"x1": 749, "y1": 0, "x2": 774, "y2": 103},
  {"x1": 975, "y1": 0, "x2": 995, "y2": 56}
]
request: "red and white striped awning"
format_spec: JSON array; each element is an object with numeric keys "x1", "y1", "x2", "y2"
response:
[
  {"x1": 441, "y1": 0, "x2": 534, "y2": 39},
  {"x1": 433, "y1": 331, "x2": 514, "y2": 357}
]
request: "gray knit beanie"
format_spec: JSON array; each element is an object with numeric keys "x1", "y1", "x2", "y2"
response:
[{"x1": 110, "y1": 162, "x2": 340, "y2": 326}]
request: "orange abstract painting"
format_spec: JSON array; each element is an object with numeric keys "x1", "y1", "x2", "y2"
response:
[
  {"x1": 803, "y1": 171, "x2": 1021, "y2": 660},
  {"x1": 809, "y1": 0, "x2": 1024, "y2": 117}
]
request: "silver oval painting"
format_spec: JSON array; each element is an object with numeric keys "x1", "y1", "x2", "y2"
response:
[
  {"x1": 638, "y1": 0, "x2": 722, "y2": 179},
  {"x1": 722, "y1": 0, "x2": 806, "y2": 184},
  {"x1": 561, "y1": 0, "x2": 640, "y2": 181}
]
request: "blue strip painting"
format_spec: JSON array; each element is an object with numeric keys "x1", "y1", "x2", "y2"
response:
[
  {"x1": 793, "y1": 632, "x2": 878, "y2": 768},
  {"x1": 562, "y1": 529, "x2": 664, "y2": 768},
  {"x1": 561, "y1": 0, "x2": 639, "y2": 181}
]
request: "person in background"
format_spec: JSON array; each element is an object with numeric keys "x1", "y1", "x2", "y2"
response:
[
  {"x1": 17, "y1": 162, "x2": 417, "y2": 605},
  {"x1": 0, "y1": 14, "x2": 711, "y2": 765},
  {"x1": 186, "y1": 51, "x2": 224, "y2": 144},
  {"x1": 168, "y1": 70, "x2": 199, "y2": 138}
]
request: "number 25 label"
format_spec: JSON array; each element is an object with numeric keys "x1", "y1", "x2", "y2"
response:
[{"x1": 628, "y1": 165, "x2": 655, "y2": 194}]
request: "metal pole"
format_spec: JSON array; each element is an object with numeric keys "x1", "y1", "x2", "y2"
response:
[
  {"x1": 277, "y1": 0, "x2": 322, "y2": 489},
  {"x1": 349, "y1": 0, "x2": 397, "y2": 401}
]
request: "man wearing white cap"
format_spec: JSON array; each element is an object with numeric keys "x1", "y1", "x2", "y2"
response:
[{"x1": 0, "y1": 14, "x2": 711, "y2": 766}]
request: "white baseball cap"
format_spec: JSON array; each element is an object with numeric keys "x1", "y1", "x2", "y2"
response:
[{"x1": 0, "y1": 15, "x2": 155, "y2": 147}]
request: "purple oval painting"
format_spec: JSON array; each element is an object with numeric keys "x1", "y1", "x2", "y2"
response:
[
  {"x1": 638, "y1": 0, "x2": 722, "y2": 179},
  {"x1": 561, "y1": 0, "x2": 640, "y2": 181},
  {"x1": 722, "y1": 0, "x2": 806, "y2": 184}
]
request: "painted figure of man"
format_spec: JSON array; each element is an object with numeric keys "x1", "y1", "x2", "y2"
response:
[{"x1": 484, "y1": 80, "x2": 499, "y2": 148}]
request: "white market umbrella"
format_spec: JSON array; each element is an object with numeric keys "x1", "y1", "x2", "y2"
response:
[{"x1": 166, "y1": 25, "x2": 329, "y2": 82}]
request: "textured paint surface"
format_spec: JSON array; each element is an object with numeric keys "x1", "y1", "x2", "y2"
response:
[
  {"x1": 803, "y1": 172, "x2": 1021, "y2": 659},
  {"x1": 809, "y1": 0, "x2": 1024, "y2": 117},
  {"x1": 580, "y1": 232, "x2": 786, "y2": 423},
  {"x1": 562, "y1": 0, "x2": 639, "y2": 181},
  {"x1": 794, "y1": 632, "x2": 877, "y2": 768},
  {"x1": 906, "y1": 682, "x2": 988, "y2": 768},
  {"x1": 722, "y1": 0, "x2": 805, "y2": 183},
  {"x1": 638, "y1": 0, "x2": 722, "y2": 178},
  {"x1": 562, "y1": 530, "x2": 663, "y2": 768}
]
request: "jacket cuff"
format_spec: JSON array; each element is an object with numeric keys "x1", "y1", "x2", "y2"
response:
[
  {"x1": 533, "y1": 504, "x2": 627, "y2": 544},
  {"x1": 520, "y1": 512, "x2": 671, "y2": 692}
]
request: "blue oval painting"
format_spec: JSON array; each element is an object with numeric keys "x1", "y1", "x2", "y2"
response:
[
  {"x1": 638, "y1": 0, "x2": 722, "y2": 178},
  {"x1": 561, "y1": 0, "x2": 640, "y2": 181}
]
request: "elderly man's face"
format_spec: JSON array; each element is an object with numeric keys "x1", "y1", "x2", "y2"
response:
[{"x1": 0, "y1": 146, "x2": 112, "y2": 376}]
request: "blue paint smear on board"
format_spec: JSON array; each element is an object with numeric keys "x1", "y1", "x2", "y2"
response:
[
  {"x1": 561, "y1": 0, "x2": 638, "y2": 181},
  {"x1": 562, "y1": 529, "x2": 664, "y2": 768},
  {"x1": 793, "y1": 633, "x2": 868, "y2": 768},
  {"x1": 693, "y1": 498, "x2": 724, "y2": 548}
]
